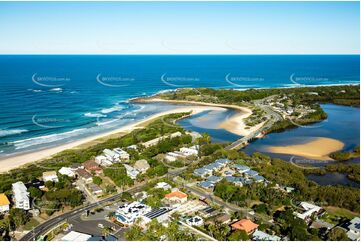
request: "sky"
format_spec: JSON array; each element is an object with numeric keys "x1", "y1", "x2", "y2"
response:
[{"x1": 0, "y1": 1, "x2": 359, "y2": 54}]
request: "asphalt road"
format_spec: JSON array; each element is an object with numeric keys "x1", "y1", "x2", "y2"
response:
[{"x1": 21, "y1": 169, "x2": 184, "y2": 241}]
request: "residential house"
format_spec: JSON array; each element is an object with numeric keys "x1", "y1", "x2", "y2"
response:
[
  {"x1": 186, "y1": 216, "x2": 204, "y2": 226},
  {"x1": 244, "y1": 170, "x2": 259, "y2": 178},
  {"x1": 124, "y1": 164, "x2": 139, "y2": 179},
  {"x1": 206, "y1": 213, "x2": 232, "y2": 225},
  {"x1": 42, "y1": 171, "x2": 59, "y2": 183},
  {"x1": 141, "y1": 207, "x2": 172, "y2": 225},
  {"x1": 113, "y1": 148, "x2": 130, "y2": 160},
  {"x1": 198, "y1": 181, "x2": 214, "y2": 190},
  {"x1": 115, "y1": 202, "x2": 151, "y2": 225},
  {"x1": 95, "y1": 155, "x2": 113, "y2": 167},
  {"x1": 233, "y1": 164, "x2": 250, "y2": 174},
  {"x1": 155, "y1": 182, "x2": 172, "y2": 190},
  {"x1": 179, "y1": 145, "x2": 199, "y2": 156},
  {"x1": 343, "y1": 217, "x2": 360, "y2": 241},
  {"x1": 193, "y1": 168, "x2": 212, "y2": 178},
  {"x1": 88, "y1": 184, "x2": 103, "y2": 197},
  {"x1": 164, "y1": 191, "x2": 188, "y2": 205},
  {"x1": 206, "y1": 175, "x2": 222, "y2": 184},
  {"x1": 254, "y1": 175, "x2": 266, "y2": 183},
  {"x1": 12, "y1": 181, "x2": 30, "y2": 210},
  {"x1": 134, "y1": 159, "x2": 150, "y2": 173},
  {"x1": 70, "y1": 163, "x2": 84, "y2": 171},
  {"x1": 60, "y1": 231, "x2": 92, "y2": 241},
  {"x1": 0, "y1": 194, "x2": 10, "y2": 213},
  {"x1": 294, "y1": 202, "x2": 323, "y2": 222},
  {"x1": 76, "y1": 169, "x2": 93, "y2": 184},
  {"x1": 231, "y1": 219, "x2": 259, "y2": 234},
  {"x1": 58, "y1": 167, "x2": 75, "y2": 177},
  {"x1": 199, "y1": 206, "x2": 218, "y2": 218},
  {"x1": 26, "y1": 179, "x2": 45, "y2": 190},
  {"x1": 252, "y1": 230, "x2": 281, "y2": 241},
  {"x1": 83, "y1": 160, "x2": 102, "y2": 174}
]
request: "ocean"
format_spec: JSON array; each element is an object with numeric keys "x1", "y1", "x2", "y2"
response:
[{"x1": 0, "y1": 55, "x2": 359, "y2": 156}]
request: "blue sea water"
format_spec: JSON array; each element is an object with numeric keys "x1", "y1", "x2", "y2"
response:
[{"x1": 0, "y1": 55, "x2": 359, "y2": 157}]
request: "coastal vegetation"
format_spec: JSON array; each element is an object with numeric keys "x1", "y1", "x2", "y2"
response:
[{"x1": 329, "y1": 145, "x2": 360, "y2": 161}]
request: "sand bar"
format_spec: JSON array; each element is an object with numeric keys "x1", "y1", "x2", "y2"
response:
[
  {"x1": 266, "y1": 137, "x2": 345, "y2": 160},
  {"x1": 139, "y1": 98, "x2": 255, "y2": 136},
  {"x1": 0, "y1": 105, "x2": 224, "y2": 173}
]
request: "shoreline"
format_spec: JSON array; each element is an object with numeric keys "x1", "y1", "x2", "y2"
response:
[
  {"x1": 265, "y1": 137, "x2": 345, "y2": 161},
  {"x1": 133, "y1": 98, "x2": 255, "y2": 136},
  {"x1": 0, "y1": 105, "x2": 224, "y2": 173}
]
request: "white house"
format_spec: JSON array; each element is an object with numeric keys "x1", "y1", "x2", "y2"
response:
[
  {"x1": 179, "y1": 145, "x2": 199, "y2": 156},
  {"x1": 42, "y1": 171, "x2": 59, "y2": 183},
  {"x1": 142, "y1": 132, "x2": 182, "y2": 148},
  {"x1": 113, "y1": 148, "x2": 130, "y2": 160},
  {"x1": 0, "y1": 194, "x2": 10, "y2": 213},
  {"x1": 294, "y1": 202, "x2": 323, "y2": 221},
  {"x1": 12, "y1": 182, "x2": 30, "y2": 210},
  {"x1": 103, "y1": 149, "x2": 120, "y2": 162},
  {"x1": 124, "y1": 164, "x2": 139, "y2": 179},
  {"x1": 58, "y1": 167, "x2": 75, "y2": 177},
  {"x1": 60, "y1": 231, "x2": 92, "y2": 241},
  {"x1": 155, "y1": 182, "x2": 172, "y2": 190},
  {"x1": 115, "y1": 202, "x2": 151, "y2": 225},
  {"x1": 95, "y1": 155, "x2": 113, "y2": 166},
  {"x1": 345, "y1": 217, "x2": 360, "y2": 241}
]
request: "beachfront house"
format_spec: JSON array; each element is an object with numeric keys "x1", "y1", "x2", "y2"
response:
[
  {"x1": 83, "y1": 160, "x2": 103, "y2": 174},
  {"x1": 113, "y1": 148, "x2": 130, "y2": 160},
  {"x1": 12, "y1": 182, "x2": 30, "y2": 210},
  {"x1": 58, "y1": 167, "x2": 75, "y2": 177},
  {"x1": 42, "y1": 171, "x2": 59, "y2": 183},
  {"x1": 0, "y1": 194, "x2": 10, "y2": 213}
]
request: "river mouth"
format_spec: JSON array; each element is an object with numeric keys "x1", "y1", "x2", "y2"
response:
[{"x1": 177, "y1": 103, "x2": 360, "y2": 187}]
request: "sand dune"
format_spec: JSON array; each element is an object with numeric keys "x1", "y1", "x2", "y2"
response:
[{"x1": 266, "y1": 137, "x2": 345, "y2": 160}]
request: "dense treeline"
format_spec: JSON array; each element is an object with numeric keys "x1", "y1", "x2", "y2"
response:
[
  {"x1": 158, "y1": 85, "x2": 360, "y2": 106},
  {"x1": 329, "y1": 145, "x2": 360, "y2": 161},
  {"x1": 325, "y1": 163, "x2": 360, "y2": 182}
]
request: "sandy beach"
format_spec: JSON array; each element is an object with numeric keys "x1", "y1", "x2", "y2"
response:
[
  {"x1": 138, "y1": 98, "x2": 256, "y2": 136},
  {"x1": 266, "y1": 137, "x2": 345, "y2": 160},
  {"x1": 0, "y1": 105, "x2": 224, "y2": 173}
]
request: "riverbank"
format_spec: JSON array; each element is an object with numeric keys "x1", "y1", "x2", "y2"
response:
[
  {"x1": 0, "y1": 105, "x2": 224, "y2": 173},
  {"x1": 133, "y1": 98, "x2": 255, "y2": 136},
  {"x1": 266, "y1": 137, "x2": 345, "y2": 160}
]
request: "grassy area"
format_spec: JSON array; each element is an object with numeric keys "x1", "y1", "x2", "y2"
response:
[
  {"x1": 324, "y1": 206, "x2": 359, "y2": 220},
  {"x1": 23, "y1": 218, "x2": 40, "y2": 230}
]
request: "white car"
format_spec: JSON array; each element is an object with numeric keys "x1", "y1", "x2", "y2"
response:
[{"x1": 98, "y1": 223, "x2": 104, "y2": 228}]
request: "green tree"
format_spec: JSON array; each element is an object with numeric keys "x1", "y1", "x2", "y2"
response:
[
  {"x1": 9, "y1": 208, "x2": 30, "y2": 227},
  {"x1": 228, "y1": 230, "x2": 249, "y2": 241},
  {"x1": 327, "y1": 227, "x2": 349, "y2": 241},
  {"x1": 93, "y1": 176, "x2": 102, "y2": 185},
  {"x1": 28, "y1": 187, "x2": 42, "y2": 199}
]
